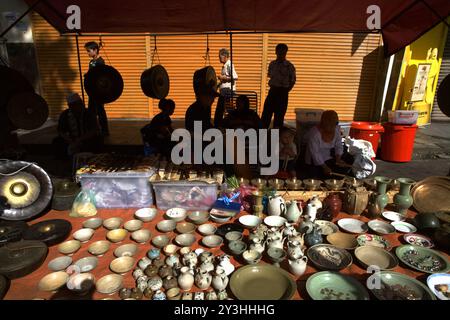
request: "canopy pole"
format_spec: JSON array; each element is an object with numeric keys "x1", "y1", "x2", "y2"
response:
[
  {"x1": 0, "y1": 0, "x2": 42, "y2": 38},
  {"x1": 75, "y1": 34, "x2": 85, "y2": 104},
  {"x1": 229, "y1": 31, "x2": 234, "y2": 93}
]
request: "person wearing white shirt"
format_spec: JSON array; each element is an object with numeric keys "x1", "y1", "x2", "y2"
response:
[
  {"x1": 214, "y1": 48, "x2": 238, "y2": 127},
  {"x1": 261, "y1": 43, "x2": 296, "y2": 128},
  {"x1": 304, "y1": 110, "x2": 351, "y2": 179}
]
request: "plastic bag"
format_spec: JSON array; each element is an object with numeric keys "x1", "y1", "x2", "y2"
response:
[
  {"x1": 70, "y1": 190, "x2": 97, "y2": 217},
  {"x1": 344, "y1": 137, "x2": 377, "y2": 179}
]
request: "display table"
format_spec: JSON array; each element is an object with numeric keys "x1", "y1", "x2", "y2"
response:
[{"x1": 3, "y1": 207, "x2": 448, "y2": 300}]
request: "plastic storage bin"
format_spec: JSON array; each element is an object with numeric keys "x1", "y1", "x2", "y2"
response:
[
  {"x1": 78, "y1": 171, "x2": 154, "y2": 208},
  {"x1": 339, "y1": 122, "x2": 352, "y2": 137},
  {"x1": 387, "y1": 110, "x2": 419, "y2": 125},
  {"x1": 152, "y1": 181, "x2": 218, "y2": 211}
]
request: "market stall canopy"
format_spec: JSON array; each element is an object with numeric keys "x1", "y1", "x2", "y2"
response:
[{"x1": 24, "y1": 0, "x2": 450, "y2": 56}]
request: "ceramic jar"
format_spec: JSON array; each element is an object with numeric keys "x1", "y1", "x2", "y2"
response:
[
  {"x1": 147, "y1": 248, "x2": 160, "y2": 260},
  {"x1": 288, "y1": 256, "x2": 308, "y2": 277},
  {"x1": 268, "y1": 195, "x2": 286, "y2": 216},
  {"x1": 217, "y1": 290, "x2": 228, "y2": 300},
  {"x1": 152, "y1": 290, "x2": 166, "y2": 300},
  {"x1": 305, "y1": 203, "x2": 318, "y2": 222},
  {"x1": 249, "y1": 237, "x2": 265, "y2": 254},
  {"x1": 374, "y1": 176, "x2": 391, "y2": 212},
  {"x1": 144, "y1": 265, "x2": 159, "y2": 277},
  {"x1": 182, "y1": 252, "x2": 198, "y2": 270},
  {"x1": 393, "y1": 178, "x2": 415, "y2": 215},
  {"x1": 367, "y1": 192, "x2": 382, "y2": 218},
  {"x1": 163, "y1": 275, "x2": 178, "y2": 290},
  {"x1": 178, "y1": 266, "x2": 195, "y2": 291},
  {"x1": 130, "y1": 288, "x2": 143, "y2": 300},
  {"x1": 304, "y1": 226, "x2": 323, "y2": 247},
  {"x1": 285, "y1": 200, "x2": 302, "y2": 223},
  {"x1": 143, "y1": 287, "x2": 153, "y2": 299},
  {"x1": 217, "y1": 255, "x2": 235, "y2": 276},
  {"x1": 195, "y1": 269, "x2": 212, "y2": 290},
  {"x1": 194, "y1": 292, "x2": 205, "y2": 300},
  {"x1": 165, "y1": 254, "x2": 180, "y2": 268},
  {"x1": 323, "y1": 193, "x2": 342, "y2": 219},
  {"x1": 212, "y1": 267, "x2": 229, "y2": 292},
  {"x1": 138, "y1": 257, "x2": 152, "y2": 270},
  {"x1": 158, "y1": 265, "x2": 173, "y2": 279},
  {"x1": 182, "y1": 292, "x2": 193, "y2": 300},
  {"x1": 152, "y1": 257, "x2": 165, "y2": 269},
  {"x1": 147, "y1": 276, "x2": 163, "y2": 291},
  {"x1": 309, "y1": 195, "x2": 322, "y2": 210},
  {"x1": 298, "y1": 215, "x2": 314, "y2": 234},
  {"x1": 199, "y1": 251, "x2": 214, "y2": 265},
  {"x1": 343, "y1": 186, "x2": 369, "y2": 215},
  {"x1": 133, "y1": 268, "x2": 145, "y2": 280},
  {"x1": 137, "y1": 278, "x2": 148, "y2": 292},
  {"x1": 119, "y1": 288, "x2": 132, "y2": 300},
  {"x1": 206, "y1": 290, "x2": 218, "y2": 300}
]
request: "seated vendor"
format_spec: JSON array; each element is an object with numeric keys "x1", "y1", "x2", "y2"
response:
[
  {"x1": 279, "y1": 126, "x2": 297, "y2": 178},
  {"x1": 303, "y1": 110, "x2": 351, "y2": 179},
  {"x1": 221, "y1": 95, "x2": 262, "y2": 130},
  {"x1": 141, "y1": 98, "x2": 176, "y2": 158},
  {"x1": 52, "y1": 93, "x2": 103, "y2": 159}
]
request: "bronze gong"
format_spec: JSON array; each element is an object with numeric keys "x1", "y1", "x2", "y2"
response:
[
  {"x1": 6, "y1": 92, "x2": 49, "y2": 130},
  {"x1": 84, "y1": 64, "x2": 124, "y2": 104},
  {"x1": 140, "y1": 64, "x2": 170, "y2": 99},
  {"x1": 437, "y1": 74, "x2": 450, "y2": 117}
]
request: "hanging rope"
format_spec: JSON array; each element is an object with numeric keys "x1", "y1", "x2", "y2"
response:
[
  {"x1": 98, "y1": 35, "x2": 111, "y2": 65},
  {"x1": 203, "y1": 34, "x2": 211, "y2": 66},
  {"x1": 150, "y1": 35, "x2": 160, "y2": 67}
]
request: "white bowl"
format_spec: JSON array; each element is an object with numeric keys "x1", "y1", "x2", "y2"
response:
[
  {"x1": 73, "y1": 228, "x2": 95, "y2": 242},
  {"x1": 264, "y1": 216, "x2": 287, "y2": 228},
  {"x1": 382, "y1": 211, "x2": 406, "y2": 222},
  {"x1": 210, "y1": 214, "x2": 231, "y2": 224},
  {"x1": 74, "y1": 256, "x2": 98, "y2": 273},
  {"x1": 337, "y1": 218, "x2": 368, "y2": 234},
  {"x1": 124, "y1": 219, "x2": 143, "y2": 232},
  {"x1": 198, "y1": 223, "x2": 217, "y2": 236},
  {"x1": 134, "y1": 208, "x2": 157, "y2": 222},
  {"x1": 202, "y1": 235, "x2": 223, "y2": 248},
  {"x1": 239, "y1": 215, "x2": 262, "y2": 229},
  {"x1": 391, "y1": 221, "x2": 417, "y2": 233},
  {"x1": 165, "y1": 208, "x2": 187, "y2": 222}
]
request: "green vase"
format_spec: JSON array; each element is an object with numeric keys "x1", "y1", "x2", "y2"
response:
[
  {"x1": 374, "y1": 176, "x2": 391, "y2": 212},
  {"x1": 393, "y1": 178, "x2": 415, "y2": 215}
]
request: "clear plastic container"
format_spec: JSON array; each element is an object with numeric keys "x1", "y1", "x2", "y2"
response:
[
  {"x1": 78, "y1": 170, "x2": 154, "y2": 208},
  {"x1": 388, "y1": 110, "x2": 419, "y2": 125},
  {"x1": 152, "y1": 181, "x2": 218, "y2": 211}
]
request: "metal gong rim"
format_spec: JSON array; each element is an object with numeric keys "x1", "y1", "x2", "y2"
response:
[
  {"x1": 6, "y1": 92, "x2": 49, "y2": 130},
  {"x1": 140, "y1": 65, "x2": 170, "y2": 99},
  {"x1": 84, "y1": 65, "x2": 124, "y2": 104}
]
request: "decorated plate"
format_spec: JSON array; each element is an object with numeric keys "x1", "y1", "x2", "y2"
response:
[
  {"x1": 403, "y1": 233, "x2": 434, "y2": 248},
  {"x1": 315, "y1": 220, "x2": 339, "y2": 236},
  {"x1": 427, "y1": 273, "x2": 450, "y2": 300},
  {"x1": 395, "y1": 245, "x2": 450, "y2": 274},
  {"x1": 356, "y1": 234, "x2": 392, "y2": 251},
  {"x1": 307, "y1": 244, "x2": 353, "y2": 271},
  {"x1": 306, "y1": 271, "x2": 369, "y2": 300}
]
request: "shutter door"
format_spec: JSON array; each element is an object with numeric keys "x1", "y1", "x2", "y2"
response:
[
  {"x1": 31, "y1": 13, "x2": 149, "y2": 119},
  {"x1": 432, "y1": 30, "x2": 450, "y2": 122},
  {"x1": 265, "y1": 33, "x2": 381, "y2": 121}
]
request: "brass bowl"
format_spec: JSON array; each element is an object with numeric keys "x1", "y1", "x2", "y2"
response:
[
  {"x1": 88, "y1": 240, "x2": 110, "y2": 256},
  {"x1": 106, "y1": 229, "x2": 128, "y2": 243},
  {"x1": 268, "y1": 179, "x2": 285, "y2": 189},
  {"x1": 131, "y1": 229, "x2": 151, "y2": 243},
  {"x1": 38, "y1": 271, "x2": 69, "y2": 292},
  {"x1": 176, "y1": 222, "x2": 196, "y2": 234},
  {"x1": 324, "y1": 179, "x2": 345, "y2": 191},
  {"x1": 110, "y1": 256, "x2": 135, "y2": 274},
  {"x1": 103, "y1": 217, "x2": 123, "y2": 230},
  {"x1": 58, "y1": 240, "x2": 81, "y2": 255},
  {"x1": 344, "y1": 177, "x2": 363, "y2": 188},
  {"x1": 303, "y1": 179, "x2": 323, "y2": 191},
  {"x1": 124, "y1": 220, "x2": 143, "y2": 232},
  {"x1": 96, "y1": 274, "x2": 123, "y2": 295},
  {"x1": 251, "y1": 178, "x2": 267, "y2": 188}
]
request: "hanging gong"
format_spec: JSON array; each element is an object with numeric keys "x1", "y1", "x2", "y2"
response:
[
  {"x1": 0, "y1": 220, "x2": 28, "y2": 247},
  {"x1": 0, "y1": 66, "x2": 34, "y2": 111},
  {"x1": 193, "y1": 66, "x2": 217, "y2": 95},
  {"x1": 6, "y1": 92, "x2": 49, "y2": 130},
  {"x1": 0, "y1": 161, "x2": 52, "y2": 221},
  {"x1": 84, "y1": 64, "x2": 124, "y2": 104},
  {"x1": 437, "y1": 74, "x2": 450, "y2": 117},
  {"x1": 140, "y1": 64, "x2": 170, "y2": 99},
  {"x1": 23, "y1": 219, "x2": 71, "y2": 247},
  {"x1": 0, "y1": 240, "x2": 48, "y2": 279}
]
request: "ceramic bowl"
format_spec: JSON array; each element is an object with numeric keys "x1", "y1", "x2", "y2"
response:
[
  {"x1": 103, "y1": 217, "x2": 123, "y2": 230},
  {"x1": 134, "y1": 208, "x2": 157, "y2": 222},
  {"x1": 48, "y1": 256, "x2": 72, "y2": 271},
  {"x1": 188, "y1": 211, "x2": 210, "y2": 225},
  {"x1": 114, "y1": 243, "x2": 138, "y2": 257},
  {"x1": 395, "y1": 245, "x2": 450, "y2": 274},
  {"x1": 239, "y1": 215, "x2": 262, "y2": 229},
  {"x1": 198, "y1": 223, "x2": 217, "y2": 236},
  {"x1": 354, "y1": 246, "x2": 398, "y2": 270},
  {"x1": 306, "y1": 271, "x2": 370, "y2": 300},
  {"x1": 175, "y1": 233, "x2": 196, "y2": 247},
  {"x1": 427, "y1": 273, "x2": 450, "y2": 300},
  {"x1": 210, "y1": 214, "x2": 232, "y2": 224},
  {"x1": 303, "y1": 179, "x2": 322, "y2": 191},
  {"x1": 264, "y1": 216, "x2": 287, "y2": 228},
  {"x1": 38, "y1": 271, "x2": 69, "y2": 292},
  {"x1": 106, "y1": 229, "x2": 128, "y2": 243},
  {"x1": 152, "y1": 235, "x2": 170, "y2": 248},
  {"x1": 315, "y1": 220, "x2": 339, "y2": 236},
  {"x1": 403, "y1": 233, "x2": 434, "y2": 248},
  {"x1": 163, "y1": 244, "x2": 179, "y2": 256},
  {"x1": 307, "y1": 244, "x2": 353, "y2": 271},
  {"x1": 391, "y1": 221, "x2": 417, "y2": 233},
  {"x1": 242, "y1": 249, "x2": 262, "y2": 265},
  {"x1": 368, "y1": 220, "x2": 396, "y2": 235},
  {"x1": 74, "y1": 256, "x2": 98, "y2": 273},
  {"x1": 124, "y1": 219, "x2": 143, "y2": 232},
  {"x1": 83, "y1": 217, "x2": 103, "y2": 230},
  {"x1": 88, "y1": 240, "x2": 110, "y2": 256},
  {"x1": 157, "y1": 219, "x2": 177, "y2": 233},
  {"x1": 110, "y1": 256, "x2": 135, "y2": 274},
  {"x1": 67, "y1": 272, "x2": 95, "y2": 294},
  {"x1": 228, "y1": 240, "x2": 247, "y2": 256},
  {"x1": 165, "y1": 208, "x2": 187, "y2": 222},
  {"x1": 324, "y1": 179, "x2": 344, "y2": 191},
  {"x1": 96, "y1": 274, "x2": 123, "y2": 295},
  {"x1": 58, "y1": 240, "x2": 81, "y2": 255},
  {"x1": 326, "y1": 232, "x2": 358, "y2": 250},
  {"x1": 202, "y1": 235, "x2": 223, "y2": 248},
  {"x1": 338, "y1": 218, "x2": 368, "y2": 234},
  {"x1": 166, "y1": 287, "x2": 181, "y2": 300},
  {"x1": 382, "y1": 211, "x2": 406, "y2": 222},
  {"x1": 225, "y1": 231, "x2": 243, "y2": 242},
  {"x1": 176, "y1": 222, "x2": 196, "y2": 234},
  {"x1": 73, "y1": 228, "x2": 95, "y2": 243},
  {"x1": 131, "y1": 229, "x2": 152, "y2": 243},
  {"x1": 356, "y1": 234, "x2": 391, "y2": 251}
]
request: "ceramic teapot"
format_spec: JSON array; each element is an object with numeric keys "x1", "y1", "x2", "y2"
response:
[
  {"x1": 309, "y1": 195, "x2": 323, "y2": 210},
  {"x1": 266, "y1": 236, "x2": 286, "y2": 250},
  {"x1": 304, "y1": 225, "x2": 323, "y2": 247},
  {"x1": 199, "y1": 251, "x2": 214, "y2": 265},
  {"x1": 217, "y1": 254, "x2": 235, "y2": 276},
  {"x1": 285, "y1": 200, "x2": 302, "y2": 223},
  {"x1": 283, "y1": 222, "x2": 299, "y2": 238},
  {"x1": 212, "y1": 267, "x2": 229, "y2": 292},
  {"x1": 249, "y1": 237, "x2": 266, "y2": 254},
  {"x1": 268, "y1": 195, "x2": 286, "y2": 216},
  {"x1": 288, "y1": 256, "x2": 308, "y2": 277},
  {"x1": 287, "y1": 239, "x2": 304, "y2": 260},
  {"x1": 298, "y1": 215, "x2": 314, "y2": 234},
  {"x1": 267, "y1": 227, "x2": 283, "y2": 241},
  {"x1": 343, "y1": 186, "x2": 369, "y2": 215}
]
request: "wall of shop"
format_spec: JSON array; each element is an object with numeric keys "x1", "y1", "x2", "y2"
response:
[{"x1": 31, "y1": 13, "x2": 382, "y2": 122}]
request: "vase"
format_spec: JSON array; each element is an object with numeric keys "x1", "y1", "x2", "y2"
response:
[
  {"x1": 195, "y1": 269, "x2": 212, "y2": 290},
  {"x1": 393, "y1": 178, "x2": 415, "y2": 215},
  {"x1": 374, "y1": 176, "x2": 391, "y2": 212},
  {"x1": 367, "y1": 192, "x2": 382, "y2": 218},
  {"x1": 178, "y1": 266, "x2": 194, "y2": 291},
  {"x1": 212, "y1": 267, "x2": 229, "y2": 292},
  {"x1": 285, "y1": 200, "x2": 302, "y2": 223},
  {"x1": 323, "y1": 193, "x2": 342, "y2": 219}
]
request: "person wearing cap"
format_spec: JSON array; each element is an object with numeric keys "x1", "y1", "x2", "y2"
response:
[
  {"x1": 52, "y1": 93, "x2": 103, "y2": 159},
  {"x1": 303, "y1": 110, "x2": 351, "y2": 179}
]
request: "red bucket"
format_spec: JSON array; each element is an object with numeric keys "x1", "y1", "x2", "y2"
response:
[
  {"x1": 380, "y1": 123, "x2": 418, "y2": 162},
  {"x1": 349, "y1": 122, "x2": 384, "y2": 157}
]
